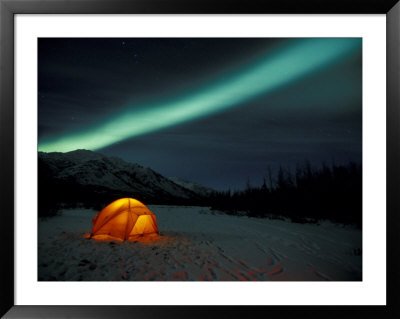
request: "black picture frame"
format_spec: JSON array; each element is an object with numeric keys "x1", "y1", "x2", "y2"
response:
[{"x1": 1, "y1": 0, "x2": 399, "y2": 318}]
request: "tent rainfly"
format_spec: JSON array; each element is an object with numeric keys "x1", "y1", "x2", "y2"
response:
[{"x1": 89, "y1": 198, "x2": 159, "y2": 241}]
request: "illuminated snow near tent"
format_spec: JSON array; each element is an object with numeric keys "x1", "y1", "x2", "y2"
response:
[
  {"x1": 39, "y1": 206, "x2": 362, "y2": 281},
  {"x1": 89, "y1": 198, "x2": 159, "y2": 241}
]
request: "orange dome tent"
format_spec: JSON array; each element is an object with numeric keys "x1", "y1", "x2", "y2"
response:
[{"x1": 89, "y1": 198, "x2": 159, "y2": 241}]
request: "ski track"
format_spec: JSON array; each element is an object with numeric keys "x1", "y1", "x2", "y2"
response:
[{"x1": 38, "y1": 206, "x2": 362, "y2": 281}]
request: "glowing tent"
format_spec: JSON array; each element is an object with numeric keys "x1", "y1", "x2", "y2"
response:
[{"x1": 89, "y1": 198, "x2": 159, "y2": 241}]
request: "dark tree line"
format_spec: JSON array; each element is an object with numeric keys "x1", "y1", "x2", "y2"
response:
[
  {"x1": 39, "y1": 155, "x2": 362, "y2": 227},
  {"x1": 208, "y1": 162, "x2": 362, "y2": 227}
]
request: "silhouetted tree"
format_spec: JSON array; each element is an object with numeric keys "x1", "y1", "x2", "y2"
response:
[{"x1": 210, "y1": 161, "x2": 362, "y2": 228}]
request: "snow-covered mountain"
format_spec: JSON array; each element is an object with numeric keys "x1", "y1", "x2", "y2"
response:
[
  {"x1": 38, "y1": 149, "x2": 204, "y2": 205},
  {"x1": 169, "y1": 177, "x2": 216, "y2": 197}
]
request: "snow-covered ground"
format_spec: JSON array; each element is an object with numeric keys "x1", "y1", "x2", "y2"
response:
[{"x1": 38, "y1": 206, "x2": 362, "y2": 281}]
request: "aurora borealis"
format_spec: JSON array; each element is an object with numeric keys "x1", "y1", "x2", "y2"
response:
[{"x1": 39, "y1": 38, "x2": 362, "y2": 190}]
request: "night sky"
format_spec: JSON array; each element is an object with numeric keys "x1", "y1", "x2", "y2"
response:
[{"x1": 38, "y1": 38, "x2": 362, "y2": 190}]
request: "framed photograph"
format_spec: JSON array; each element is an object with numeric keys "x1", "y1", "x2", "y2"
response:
[{"x1": 1, "y1": 0, "x2": 399, "y2": 318}]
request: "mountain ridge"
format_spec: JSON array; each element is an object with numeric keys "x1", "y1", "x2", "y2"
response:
[{"x1": 38, "y1": 149, "x2": 210, "y2": 216}]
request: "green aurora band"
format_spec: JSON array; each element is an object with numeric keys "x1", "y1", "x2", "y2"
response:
[{"x1": 38, "y1": 38, "x2": 361, "y2": 153}]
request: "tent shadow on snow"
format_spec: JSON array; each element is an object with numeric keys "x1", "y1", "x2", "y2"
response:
[{"x1": 85, "y1": 198, "x2": 160, "y2": 242}]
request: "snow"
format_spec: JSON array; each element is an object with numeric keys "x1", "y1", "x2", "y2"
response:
[{"x1": 38, "y1": 206, "x2": 362, "y2": 281}]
